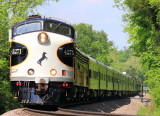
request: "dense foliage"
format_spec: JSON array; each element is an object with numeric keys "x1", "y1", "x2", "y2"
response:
[
  {"x1": 73, "y1": 23, "x2": 144, "y2": 80},
  {"x1": 73, "y1": 23, "x2": 111, "y2": 65},
  {"x1": 0, "y1": 0, "x2": 58, "y2": 114},
  {"x1": 114, "y1": 0, "x2": 160, "y2": 113},
  {"x1": 109, "y1": 47, "x2": 144, "y2": 80}
]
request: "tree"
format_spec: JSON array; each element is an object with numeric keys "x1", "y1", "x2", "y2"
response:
[
  {"x1": 0, "y1": 0, "x2": 59, "y2": 114},
  {"x1": 109, "y1": 46, "x2": 144, "y2": 80},
  {"x1": 114, "y1": 0, "x2": 160, "y2": 108},
  {"x1": 73, "y1": 23, "x2": 144, "y2": 80},
  {"x1": 109, "y1": 47, "x2": 125, "y2": 71},
  {"x1": 124, "y1": 56, "x2": 145, "y2": 79},
  {"x1": 73, "y1": 23, "x2": 112, "y2": 65},
  {"x1": 114, "y1": 0, "x2": 160, "y2": 69}
]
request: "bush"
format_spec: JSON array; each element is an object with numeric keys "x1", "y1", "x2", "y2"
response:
[
  {"x1": 145, "y1": 68, "x2": 160, "y2": 107},
  {"x1": 0, "y1": 81, "x2": 23, "y2": 115}
]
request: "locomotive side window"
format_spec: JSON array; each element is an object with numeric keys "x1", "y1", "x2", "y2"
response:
[
  {"x1": 45, "y1": 21, "x2": 71, "y2": 36},
  {"x1": 16, "y1": 22, "x2": 41, "y2": 34}
]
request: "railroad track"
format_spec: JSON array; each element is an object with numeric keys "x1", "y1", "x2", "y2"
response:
[{"x1": 22, "y1": 108, "x2": 140, "y2": 116}]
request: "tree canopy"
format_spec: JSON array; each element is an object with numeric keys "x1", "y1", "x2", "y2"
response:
[
  {"x1": 114, "y1": 0, "x2": 160, "y2": 111},
  {"x1": 109, "y1": 47, "x2": 144, "y2": 80},
  {"x1": 114, "y1": 0, "x2": 160, "y2": 69},
  {"x1": 73, "y1": 23, "x2": 144, "y2": 80},
  {"x1": 73, "y1": 23, "x2": 111, "y2": 65}
]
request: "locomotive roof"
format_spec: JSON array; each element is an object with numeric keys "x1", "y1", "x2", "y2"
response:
[
  {"x1": 13, "y1": 17, "x2": 74, "y2": 30},
  {"x1": 12, "y1": 17, "x2": 75, "y2": 38}
]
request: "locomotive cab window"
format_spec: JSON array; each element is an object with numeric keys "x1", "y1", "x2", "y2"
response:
[
  {"x1": 16, "y1": 22, "x2": 41, "y2": 35},
  {"x1": 45, "y1": 21, "x2": 71, "y2": 36}
]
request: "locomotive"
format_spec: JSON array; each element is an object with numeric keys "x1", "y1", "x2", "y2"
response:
[{"x1": 9, "y1": 15, "x2": 142, "y2": 106}]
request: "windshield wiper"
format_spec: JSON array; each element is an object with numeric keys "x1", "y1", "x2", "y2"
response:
[{"x1": 54, "y1": 23, "x2": 61, "y2": 31}]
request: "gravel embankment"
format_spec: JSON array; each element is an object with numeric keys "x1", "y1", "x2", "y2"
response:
[
  {"x1": 111, "y1": 98, "x2": 143, "y2": 115},
  {"x1": 2, "y1": 94, "x2": 151, "y2": 116},
  {"x1": 67, "y1": 94, "x2": 150, "y2": 115},
  {"x1": 111, "y1": 94, "x2": 150, "y2": 115}
]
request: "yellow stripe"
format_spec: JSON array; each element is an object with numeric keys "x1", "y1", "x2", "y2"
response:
[
  {"x1": 56, "y1": 42, "x2": 74, "y2": 68},
  {"x1": 9, "y1": 42, "x2": 12, "y2": 78},
  {"x1": 18, "y1": 90, "x2": 19, "y2": 96}
]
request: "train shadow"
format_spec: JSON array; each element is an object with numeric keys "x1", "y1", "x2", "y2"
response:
[
  {"x1": 65, "y1": 98, "x2": 131, "y2": 113},
  {"x1": 25, "y1": 105, "x2": 58, "y2": 111}
]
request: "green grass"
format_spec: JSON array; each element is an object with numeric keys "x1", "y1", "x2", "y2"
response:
[
  {"x1": 152, "y1": 106, "x2": 160, "y2": 116},
  {"x1": 137, "y1": 102, "x2": 160, "y2": 116}
]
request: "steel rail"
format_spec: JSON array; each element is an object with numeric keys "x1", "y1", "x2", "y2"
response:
[
  {"x1": 22, "y1": 108, "x2": 77, "y2": 116},
  {"x1": 58, "y1": 108, "x2": 142, "y2": 116},
  {"x1": 22, "y1": 107, "x2": 143, "y2": 116}
]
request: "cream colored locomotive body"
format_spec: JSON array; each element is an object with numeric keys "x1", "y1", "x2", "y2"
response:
[{"x1": 11, "y1": 32, "x2": 74, "y2": 83}]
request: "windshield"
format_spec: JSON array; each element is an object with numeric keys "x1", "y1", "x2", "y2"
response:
[
  {"x1": 16, "y1": 22, "x2": 41, "y2": 35},
  {"x1": 44, "y1": 21, "x2": 71, "y2": 36}
]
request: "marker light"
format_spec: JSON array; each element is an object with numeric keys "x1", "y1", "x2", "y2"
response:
[
  {"x1": 50, "y1": 69, "x2": 57, "y2": 76},
  {"x1": 16, "y1": 82, "x2": 22, "y2": 86},
  {"x1": 62, "y1": 83, "x2": 69, "y2": 87},
  {"x1": 19, "y1": 82, "x2": 22, "y2": 86},
  {"x1": 28, "y1": 69, "x2": 34, "y2": 75},
  {"x1": 63, "y1": 83, "x2": 66, "y2": 87},
  {"x1": 62, "y1": 70, "x2": 66, "y2": 76},
  {"x1": 38, "y1": 32, "x2": 49, "y2": 44}
]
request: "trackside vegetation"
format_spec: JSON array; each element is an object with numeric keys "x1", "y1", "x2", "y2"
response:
[{"x1": 114, "y1": 0, "x2": 160, "y2": 115}]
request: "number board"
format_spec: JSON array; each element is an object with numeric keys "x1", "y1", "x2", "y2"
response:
[
  {"x1": 63, "y1": 48, "x2": 75, "y2": 57},
  {"x1": 10, "y1": 48, "x2": 23, "y2": 55}
]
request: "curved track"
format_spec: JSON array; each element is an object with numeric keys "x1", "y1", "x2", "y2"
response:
[{"x1": 22, "y1": 108, "x2": 139, "y2": 116}]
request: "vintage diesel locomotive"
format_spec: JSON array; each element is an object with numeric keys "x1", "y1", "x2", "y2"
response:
[{"x1": 9, "y1": 15, "x2": 142, "y2": 106}]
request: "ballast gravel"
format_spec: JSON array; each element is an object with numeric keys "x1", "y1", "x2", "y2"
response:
[{"x1": 2, "y1": 94, "x2": 150, "y2": 116}]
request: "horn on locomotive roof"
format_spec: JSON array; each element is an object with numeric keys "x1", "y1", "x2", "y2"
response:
[
  {"x1": 27, "y1": 15, "x2": 41, "y2": 20},
  {"x1": 47, "y1": 17, "x2": 71, "y2": 25}
]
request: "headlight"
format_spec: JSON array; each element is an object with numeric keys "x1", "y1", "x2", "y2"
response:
[
  {"x1": 38, "y1": 32, "x2": 49, "y2": 44},
  {"x1": 28, "y1": 69, "x2": 34, "y2": 75},
  {"x1": 50, "y1": 69, "x2": 57, "y2": 76}
]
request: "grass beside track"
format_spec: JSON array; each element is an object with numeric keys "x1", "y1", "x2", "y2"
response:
[{"x1": 137, "y1": 102, "x2": 160, "y2": 116}]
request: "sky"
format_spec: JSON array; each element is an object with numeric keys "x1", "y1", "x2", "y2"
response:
[{"x1": 37, "y1": 0, "x2": 129, "y2": 50}]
